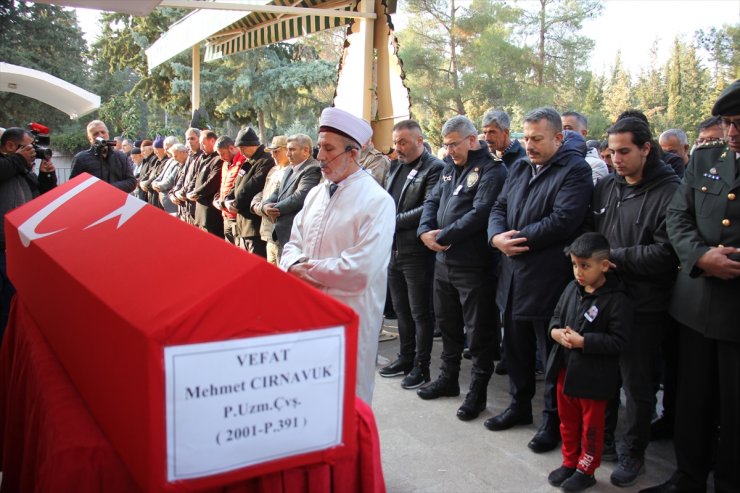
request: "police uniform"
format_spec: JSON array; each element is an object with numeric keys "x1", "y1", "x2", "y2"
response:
[{"x1": 651, "y1": 80, "x2": 740, "y2": 493}]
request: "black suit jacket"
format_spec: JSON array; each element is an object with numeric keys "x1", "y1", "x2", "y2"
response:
[
  {"x1": 384, "y1": 150, "x2": 444, "y2": 255},
  {"x1": 192, "y1": 151, "x2": 223, "y2": 232},
  {"x1": 265, "y1": 158, "x2": 322, "y2": 246},
  {"x1": 230, "y1": 146, "x2": 275, "y2": 239}
]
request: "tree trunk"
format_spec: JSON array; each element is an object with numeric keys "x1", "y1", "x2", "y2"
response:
[
  {"x1": 257, "y1": 110, "x2": 267, "y2": 143},
  {"x1": 537, "y1": 0, "x2": 546, "y2": 87},
  {"x1": 448, "y1": 0, "x2": 466, "y2": 114}
]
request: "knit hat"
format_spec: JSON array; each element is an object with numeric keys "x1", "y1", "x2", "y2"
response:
[
  {"x1": 235, "y1": 127, "x2": 260, "y2": 147},
  {"x1": 153, "y1": 135, "x2": 165, "y2": 149}
]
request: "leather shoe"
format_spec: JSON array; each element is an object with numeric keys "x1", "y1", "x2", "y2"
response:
[
  {"x1": 484, "y1": 407, "x2": 532, "y2": 431},
  {"x1": 378, "y1": 356, "x2": 412, "y2": 377},
  {"x1": 528, "y1": 424, "x2": 560, "y2": 453}
]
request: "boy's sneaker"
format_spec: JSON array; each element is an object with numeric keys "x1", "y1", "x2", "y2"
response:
[
  {"x1": 610, "y1": 455, "x2": 645, "y2": 487},
  {"x1": 561, "y1": 470, "x2": 596, "y2": 492},
  {"x1": 547, "y1": 465, "x2": 576, "y2": 487},
  {"x1": 602, "y1": 435, "x2": 618, "y2": 462}
]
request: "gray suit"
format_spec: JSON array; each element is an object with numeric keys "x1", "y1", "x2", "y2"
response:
[{"x1": 265, "y1": 158, "x2": 322, "y2": 247}]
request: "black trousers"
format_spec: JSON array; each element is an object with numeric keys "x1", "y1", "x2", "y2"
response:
[
  {"x1": 657, "y1": 320, "x2": 679, "y2": 423},
  {"x1": 238, "y1": 237, "x2": 267, "y2": 257},
  {"x1": 387, "y1": 252, "x2": 435, "y2": 366},
  {"x1": 503, "y1": 310, "x2": 557, "y2": 426},
  {"x1": 604, "y1": 311, "x2": 672, "y2": 458},
  {"x1": 669, "y1": 324, "x2": 740, "y2": 493},
  {"x1": 434, "y1": 261, "x2": 498, "y2": 377},
  {"x1": 621, "y1": 311, "x2": 672, "y2": 458}
]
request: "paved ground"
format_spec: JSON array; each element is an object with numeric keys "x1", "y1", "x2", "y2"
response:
[{"x1": 372, "y1": 319, "x2": 677, "y2": 493}]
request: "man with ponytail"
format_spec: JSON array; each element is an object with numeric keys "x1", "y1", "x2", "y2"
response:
[{"x1": 591, "y1": 117, "x2": 680, "y2": 488}]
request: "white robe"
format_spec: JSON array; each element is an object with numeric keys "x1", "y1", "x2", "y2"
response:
[{"x1": 280, "y1": 169, "x2": 395, "y2": 404}]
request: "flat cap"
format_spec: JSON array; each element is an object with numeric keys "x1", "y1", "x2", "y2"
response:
[
  {"x1": 267, "y1": 135, "x2": 288, "y2": 150},
  {"x1": 712, "y1": 79, "x2": 740, "y2": 116}
]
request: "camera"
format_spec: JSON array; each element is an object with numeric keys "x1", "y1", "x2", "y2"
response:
[
  {"x1": 92, "y1": 136, "x2": 116, "y2": 157},
  {"x1": 28, "y1": 122, "x2": 52, "y2": 160}
]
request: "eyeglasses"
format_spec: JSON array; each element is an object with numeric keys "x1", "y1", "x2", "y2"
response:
[
  {"x1": 443, "y1": 135, "x2": 472, "y2": 150},
  {"x1": 720, "y1": 118, "x2": 740, "y2": 132}
]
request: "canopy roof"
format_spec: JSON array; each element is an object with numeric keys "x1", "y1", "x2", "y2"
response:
[
  {"x1": 0, "y1": 62, "x2": 101, "y2": 119},
  {"x1": 30, "y1": 0, "x2": 162, "y2": 15},
  {"x1": 146, "y1": 0, "x2": 364, "y2": 70},
  {"x1": 202, "y1": 0, "x2": 356, "y2": 62},
  {"x1": 146, "y1": 7, "x2": 252, "y2": 70},
  {"x1": 31, "y1": 0, "x2": 366, "y2": 72}
]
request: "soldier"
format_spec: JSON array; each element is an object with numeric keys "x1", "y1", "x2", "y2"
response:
[{"x1": 640, "y1": 80, "x2": 740, "y2": 493}]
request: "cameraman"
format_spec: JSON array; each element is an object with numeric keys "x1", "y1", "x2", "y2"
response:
[
  {"x1": 1, "y1": 127, "x2": 58, "y2": 341},
  {"x1": 70, "y1": 120, "x2": 136, "y2": 192}
]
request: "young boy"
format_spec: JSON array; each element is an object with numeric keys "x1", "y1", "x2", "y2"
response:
[{"x1": 546, "y1": 232, "x2": 632, "y2": 492}]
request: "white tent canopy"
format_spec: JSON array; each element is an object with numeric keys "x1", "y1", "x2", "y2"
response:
[
  {"x1": 146, "y1": 8, "x2": 250, "y2": 71},
  {"x1": 0, "y1": 62, "x2": 101, "y2": 119},
  {"x1": 30, "y1": 0, "x2": 162, "y2": 15}
]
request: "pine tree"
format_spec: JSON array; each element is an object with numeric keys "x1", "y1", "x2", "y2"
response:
[
  {"x1": 0, "y1": 1, "x2": 90, "y2": 130},
  {"x1": 603, "y1": 52, "x2": 632, "y2": 122},
  {"x1": 665, "y1": 38, "x2": 683, "y2": 124}
]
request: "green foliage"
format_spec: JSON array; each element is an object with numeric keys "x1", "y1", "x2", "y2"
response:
[
  {"x1": 664, "y1": 37, "x2": 709, "y2": 140},
  {"x1": 52, "y1": 130, "x2": 89, "y2": 155},
  {"x1": 98, "y1": 94, "x2": 142, "y2": 137},
  {"x1": 91, "y1": 12, "x2": 340, "y2": 140},
  {"x1": 0, "y1": 0, "x2": 90, "y2": 131},
  {"x1": 602, "y1": 52, "x2": 634, "y2": 122},
  {"x1": 93, "y1": 8, "x2": 189, "y2": 106},
  {"x1": 399, "y1": 1, "x2": 734, "y2": 144},
  {"x1": 399, "y1": 0, "x2": 602, "y2": 139},
  {"x1": 696, "y1": 24, "x2": 740, "y2": 87},
  {"x1": 6, "y1": 0, "x2": 730, "y2": 152},
  {"x1": 518, "y1": 0, "x2": 602, "y2": 92}
]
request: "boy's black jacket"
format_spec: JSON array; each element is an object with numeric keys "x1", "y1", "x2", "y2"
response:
[{"x1": 545, "y1": 272, "x2": 632, "y2": 400}]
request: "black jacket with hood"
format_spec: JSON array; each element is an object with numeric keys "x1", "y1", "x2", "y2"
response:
[
  {"x1": 589, "y1": 160, "x2": 680, "y2": 312},
  {"x1": 545, "y1": 273, "x2": 632, "y2": 401}
]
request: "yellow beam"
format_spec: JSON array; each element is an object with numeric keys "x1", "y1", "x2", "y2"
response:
[{"x1": 191, "y1": 43, "x2": 200, "y2": 113}]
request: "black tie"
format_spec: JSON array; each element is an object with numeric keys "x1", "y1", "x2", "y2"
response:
[{"x1": 329, "y1": 183, "x2": 338, "y2": 197}]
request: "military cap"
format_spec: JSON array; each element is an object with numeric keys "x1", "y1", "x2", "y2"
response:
[{"x1": 711, "y1": 79, "x2": 740, "y2": 116}]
